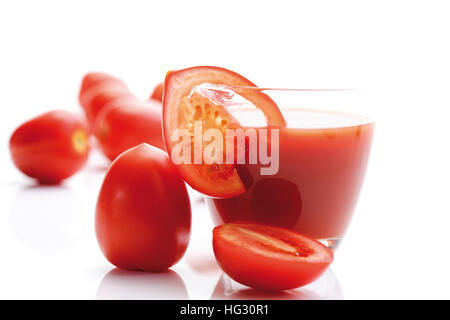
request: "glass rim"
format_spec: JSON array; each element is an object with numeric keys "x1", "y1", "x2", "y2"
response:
[
  {"x1": 228, "y1": 86, "x2": 358, "y2": 92},
  {"x1": 195, "y1": 83, "x2": 358, "y2": 92},
  {"x1": 236, "y1": 106, "x2": 374, "y2": 127},
  {"x1": 195, "y1": 84, "x2": 373, "y2": 126}
]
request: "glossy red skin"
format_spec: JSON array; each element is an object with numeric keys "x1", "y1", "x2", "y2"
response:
[
  {"x1": 150, "y1": 82, "x2": 164, "y2": 102},
  {"x1": 78, "y1": 72, "x2": 128, "y2": 115},
  {"x1": 80, "y1": 83, "x2": 132, "y2": 128},
  {"x1": 9, "y1": 110, "x2": 90, "y2": 184},
  {"x1": 79, "y1": 72, "x2": 127, "y2": 95},
  {"x1": 213, "y1": 223, "x2": 333, "y2": 291},
  {"x1": 95, "y1": 144, "x2": 191, "y2": 272},
  {"x1": 94, "y1": 97, "x2": 165, "y2": 160}
]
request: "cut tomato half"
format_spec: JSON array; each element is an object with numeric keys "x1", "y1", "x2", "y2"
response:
[
  {"x1": 213, "y1": 223, "x2": 334, "y2": 291},
  {"x1": 163, "y1": 66, "x2": 286, "y2": 198}
]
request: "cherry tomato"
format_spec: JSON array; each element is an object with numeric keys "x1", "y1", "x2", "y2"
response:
[
  {"x1": 162, "y1": 66, "x2": 286, "y2": 198},
  {"x1": 150, "y1": 82, "x2": 164, "y2": 102},
  {"x1": 94, "y1": 96, "x2": 164, "y2": 161},
  {"x1": 9, "y1": 110, "x2": 90, "y2": 184},
  {"x1": 95, "y1": 143, "x2": 191, "y2": 272},
  {"x1": 213, "y1": 223, "x2": 333, "y2": 291}
]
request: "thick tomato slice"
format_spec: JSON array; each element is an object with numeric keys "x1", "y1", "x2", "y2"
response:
[
  {"x1": 213, "y1": 223, "x2": 333, "y2": 291},
  {"x1": 163, "y1": 66, "x2": 286, "y2": 198}
]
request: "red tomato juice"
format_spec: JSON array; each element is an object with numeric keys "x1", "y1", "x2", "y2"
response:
[{"x1": 206, "y1": 108, "x2": 374, "y2": 244}]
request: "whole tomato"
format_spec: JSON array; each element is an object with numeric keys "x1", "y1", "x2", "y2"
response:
[
  {"x1": 80, "y1": 84, "x2": 132, "y2": 128},
  {"x1": 94, "y1": 96, "x2": 164, "y2": 161},
  {"x1": 78, "y1": 72, "x2": 131, "y2": 128},
  {"x1": 150, "y1": 82, "x2": 164, "y2": 103},
  {"x1": 95, "y1": 143, "x2": 191, "y2": 272},
  {"x1": 79, "y1": 72, "x2": 127, "y2": 95},
  {"x1": 9, "y1": 110, "x2": 90, "y2": 184}
]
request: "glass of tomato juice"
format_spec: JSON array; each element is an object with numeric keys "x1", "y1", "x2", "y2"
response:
[{"x1": 205, "y1": 87, "x2": 374, "y2": 250}]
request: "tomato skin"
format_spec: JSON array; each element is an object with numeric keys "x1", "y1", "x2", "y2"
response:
[
  {"x1": 95, "y1": 143, "x2": 191, "y2": 272},
  {"x1": 94, "y1": 97, "x2": 164, "y2": 160},
  {"x1": 79, "y1": 72, "x2": 126, "y2": 95},
  {"x1": 213, "y1": 223, "x2": 333, "y2": 291},
  {"x1": 150, "y1": 82, "x2": 164, "y2": 102},
  {"x1": 78, "y1": 72, "x2": 128, "y2": 114},
  {"x1": 80, "y1": 84, "x2": 132, "y2": 128},
  {"x1": 78, "y1": 72, "x2": 131, "y2": 128},
  {"x1": 9, "y1": 110, "x2": 90, "y2": 184}
]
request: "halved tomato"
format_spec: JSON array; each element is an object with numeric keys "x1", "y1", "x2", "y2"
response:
[
  {"x1": 163, "y1": 66, "x2": 286, "y2": 198},
  {"x1": 213, "y1": 223, "x2": 334, "y2": 291}
]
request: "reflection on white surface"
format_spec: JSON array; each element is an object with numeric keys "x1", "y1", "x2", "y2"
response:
[
  {"x1": 96, "y1": 268, "x2": 189, "y2": 300},
  {"x1": 210, "y1": 269, "x2": 344, "y2": 300},
  {"x1": 184, "y1": 190, "x2": 221, "y2": 276},
  {"x1": 185, "y1": 253, "x2": 221, "y2": 275},
  {"x1": 9, "y1": 184, "x2": 85, "y2": 255}
]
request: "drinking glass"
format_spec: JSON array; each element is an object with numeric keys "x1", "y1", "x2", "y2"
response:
[{"x1": 204, "y1": 87, "x2": 374, "y2": 250}]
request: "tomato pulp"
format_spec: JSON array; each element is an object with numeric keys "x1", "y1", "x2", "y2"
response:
[{"x1": 207, "y1": 108, "x2": 374, "y2": 241}]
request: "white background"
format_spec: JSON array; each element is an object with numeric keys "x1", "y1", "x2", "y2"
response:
[{"x1": 1, "y1": 0, "x2": 449, "y2": 299}]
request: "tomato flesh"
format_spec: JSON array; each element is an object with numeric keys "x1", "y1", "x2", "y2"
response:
[
  {"x1": 178, "y1": 88, "x2": 242, "y2": 188},
  {"x1": 163, "y1": 66, "x2": 286, "y2": 198},
  {"x1": 213, "y1": 223, "x2": 333, "y2": 291}
]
